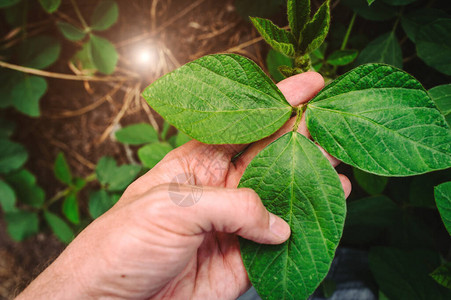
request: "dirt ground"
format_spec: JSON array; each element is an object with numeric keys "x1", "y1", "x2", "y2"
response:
[{"x1": 0, "y1": 0, "x2": 276, "y2": 297}]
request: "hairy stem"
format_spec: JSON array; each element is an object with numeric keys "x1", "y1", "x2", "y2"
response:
[{"x1": 341, "y1": 12, "x2": 356, "y2": 51}]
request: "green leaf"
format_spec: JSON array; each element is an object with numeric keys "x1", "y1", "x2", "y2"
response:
[
  {"x1": 0, "y1": 138, "x2": 27, "y2": 174},
  {"x1": 0, "y1": 117, "x2": 16, "y2": 138},
  {"x1": 345, "y1": 196, "x2": 397, "y2": 228},
  {"x1": 19, "y1": 36, "x2": 61, "y2": 69},
  {"x1": 287, "y1": 0, "x2": 310, "y2": 39},
  {"x1": 353, "y1": 168, "x2": 388, "y2": 195},
  {"x1": 142, "y1": 54, "x2": 292, "y2": 144},
  {"x1": 250, "y1": 17, "x2": 296, "y2": 57},
  {"x1": 430, "y1": 84, "x2": 451, "y2": 127},
  {"x1": 326, "y1": 49, "x2": 358, "y2": 66},
  {"x1": 431, "y1": 262, "x2": 451, "y2": 289},
  {"x1": 342, "y1": 0, "x2": 397, "y2": 21},
  {"x1": 305, "y1": 63, "x2": 451, "y2": 176},
  {"x1": 435, "y1": 181, "x2": 451, "y2": 236},
  {"x1": 54, "y1": 152, "x2": 72, "y2": 185},
  {"x1": 44, "y1": 211, "x2": 74, "y2": 243},
  {"x1": 115, "y1": 123, "x2": 159, "y2": 145},
  {"x1": 96, "y1": 156, "x2": 141, "y2": 191},
  {"x1": 239, "y1": 132, "x2": 346, "y2": 300},
  {"x1": 401, "y1": 9, "x2": 449, "y2": 43},
  {"x1": 416, "y1": 19, "x2": 451, "y2": 76},
  {"x1": 88, "y1": 190, "x2": 118, "y2": 219},
  {"x1": 39, "y1": 0, "x2": 61, "y2": 13},
  {"x1": 62, "y1": 193, "x2": 80, "y2": 224},
  {"x1": 0, "y1": 0, "x2": 20, "y2": 8},
  {"x1": 299, "y1": 0, "x2": 330, "y2": 54},
  {"x1": 73, "y1": 177, "x2": 86, "y2": 191},
  {"x1": 266, "y1": 48, "x2": 294, "y2": 82},
  {"x1": 90, "y1": 0, "x2": 119, "y2": 31},
  {"x1": 408, "y1": 171, "x2": 447, "y2": 208},
  {"x1": 88, "y1": 34, "x2": 118, "y2": 75},
  {"x1": 138, "y1": 142, "x2": 173, "y2": 169},
  {"x1": 355, "y1": 32, "x2": 402, "y2": 68},
  {"x1": 71, "y1": 43, "x2": 97, "y2": 75},
  {"x1": 10, "y1": 75, "x2": 47, "y2": 117},
  {"x1": 174, "y1": 131, "x2": 191, "y2": 148},
  {"x1": 367, "y1": 0, "x2": 375, "y2": 4},
  {"x1": 57, "y1": 22, "x2": 86, "y2": 41},
  {"x1": 381, "y1": 0, "x2": 417, "y2": 6},
  {"x1": 5, "y1": 210, "x2": 39, "y2": 241},
  {"x1": 5, "y1": 169, "x2": 45, "y2": 208},
  {"x1": 321, "y1": 278, "x2": 336, "y2": 298},
  {"x1": 369, "y1": 247, "x2": 451, "y2": 299},
  {"x1": 0, "y1": 179, "x2": 16, "y2": 212}
]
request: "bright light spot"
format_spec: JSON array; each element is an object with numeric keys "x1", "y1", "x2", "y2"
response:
[
  {"x1": 139, "y1": 50, "x2": 152, "y2": 63},
  {"x1": 134, "y1": 46, "x2": 158, "y2": 67}
]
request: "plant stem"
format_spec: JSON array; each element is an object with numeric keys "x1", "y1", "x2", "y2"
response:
[
  {"x1": 341, "y1": 12, "x2": 356, "y2": 51},
  {"x1": 70, "y1": 0, "x2": 89, "y2": 31},
  {"x1": 292, "y1": 105, "x2": 306, "y2": 132}
]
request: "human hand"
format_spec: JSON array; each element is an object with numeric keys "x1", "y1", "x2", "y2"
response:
[{"x1": 17, "y1": 72, "x2": 351, "y2": 300}]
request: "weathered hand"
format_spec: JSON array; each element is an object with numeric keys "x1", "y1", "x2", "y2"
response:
[{"x1": 17, "y1": 72, "x2": 351, "y2": 300}]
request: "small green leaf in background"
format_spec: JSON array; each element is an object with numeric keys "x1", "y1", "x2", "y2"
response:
[
  {"x1": 0, "y1": 0, "x2": 20, "y2": 8},
  {"x1": 44, "y1": 211, "x2": 74, "y2": 243},
  {"x1": 115, "y1": 123, "x2": 159, "y2": 145},
  {"x1": 142, "y1": 54, "x2": 292, "y2": 144},
  {"x1": 234, "y1": 0, "x2": 283, "y2": 19},
  {"x1": 342, "y1": 0, "x2": 397, "y2": 21},
  {"x1": 0, "y1": 117, "x2": 16, "y2": 138},
  {"x1": 54, "y1": 152, "x2": 72, "y2": 185},
  {"x1": 266, "y1": 48, "x2": 293, "y2": 82},
  {"x1": 96, "y1": 156, "x2": 141, "y2": 191},
  {"x1": 174, "y1": 131, "x2": 191, "y2": 148},
  {"x1": 305, "y1": 63, "x2": 451, "y2": 176},
  {"x1": 90, "y1": 0, "x2": 119, "y2": 31},
  {"x1": 287, "y1": 0, "x2": 310, "y2": 39},
  {"x1": 138, "y1": 142, "x2": 173, "y2": 169},
  {"x1": 71, "y1": 43, "x2": 97, "y2": 75},
  {"x1": 250, "y1": 17, "x2": 296, "y2": 57},
  {"x1": 240, "y1": 132, "x2": 346, "y2": 300},
  {"x1": 0, "y1": 179, "x2": 16, "y2": 212},
  {"x1": 429, "y1": 84, "x2": 451, "y2": 127},
  {"x1": 19, "y1": 36, "x2": 61, "y2": 69},
  {"x1": 62, "y1": 193, "x2": 80, "y2": 224},
  {"x1": 10, "y1": 75, "x2": 47, "y2": 117},
  {"x1": 353, "y1": 168, "x2": 388, "y2": 195},
  {"x1": 88, "y1": 190, "x2": 119, "y2": 218},
  {"x1": 5, "y1": 210, "x2": 39, "y2": 241},
  {"x1": 39, "y1": 0, "x2": 61, "y2": 13},
  {"x1": 73, "y1": 177, "x2": 86, "y2": 191},
  {"x1": 299, "y1": 0, "x2": 330, "y2": 54},
  {"x1": 416, "y1": 19, "x2": 451, "y2": 76},
  {"x1": 5, "y1": 169, "x2": 45, "y2": 208},
  {"x1": 369, "y1": 247, "x2": 451, "y2": 299},
  {"x1": 431, "y1": 262, "x2": 451, "y2": 289},
  {"x1": 88, "y1": 34, "x2": 118, "y2": 75},
  {"x1": 367, "y1": 0, "x2": 375, "y2": 4},
  {"x1": 57, "y1": 22, "x2": 86, "y2": 41},
  {"x1": 401, "y1": 9, "x2": 449, "y2": 43},
  {"x1": 381, "y1": 0, "x2": 417, "y2": 6},
  {"x1": 327, "y1": 49, "x2": 358, "y2": 66},
  {"x1": 321, "y1": 278, "x2": 336, "y2": 298},
  {"x1": 408, "y1": 172, "x2": 445, "y2": 208},
  {"x1": 355, "y1": 32, "x2": 402, "y2": 68},
  {"x1": 0, "y1": 138, "x2": 28, "y2": 174},
  {"x1": 345, "y1": 196, "x2": 397, "y2": 228},
  {"x1": 435, "y1": 181, "x2": 451, "y2": 236}
]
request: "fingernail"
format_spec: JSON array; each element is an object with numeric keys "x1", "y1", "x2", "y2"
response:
[{"x1": 269, "y1": 213, "x2": 291, "y2": 240}]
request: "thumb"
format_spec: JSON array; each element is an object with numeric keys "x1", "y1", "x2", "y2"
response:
[{"x1": 164, "y1": 185, "x2": 291, "y2": 244}]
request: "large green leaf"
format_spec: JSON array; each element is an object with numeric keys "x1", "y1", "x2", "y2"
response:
[
  {"x1": 54, "y1": 152, "x2": 72, "y2": 185},
  {"x1": 5, "y1": 169, "x2": 45, "y2": 208},
  {"x1": 57, "y1": 22, "x2": 86, "y2": 41},
  {"x1": 287, "y1": 0, "x2": 310, "y2": 39},
  {"x1": 19, "y1": 36, "x2": 61, "y2": 69},
  {"x1": 10, "y1": 75, "x2": 47, "y2": 117},
  {"x1": 138, "y1": 142, "x2": 173, "y2": 169},
  {"x1": 5, "y1": 210, "x2": 39, "y2": 241},
  {"x1": 429, "y1": 84, "x2": 451, "y2": 127},
  {"x1": 353, "y1": 168, "x2": 387, "y2": 195},
  {"x1": 62, "y1": 193, "x2": 80, "y2": 225},
  {"x1": 0, "y1": 179, "x2": 16, "y2": 212},
  {"x1": 44, "y1": 211, "x2": 74, "y2": 243},
  {"x1": 115, "y1": 123, "x2": 159, "y2": 145},
  {"x1": 342, "y1": 0, "x2": 397, "y2": 21},
  {"x1": 416, "y1": 19, "x2": 451, "y2": 76},
  {"x1": 435, "y1": 181, "x2": 451, "y2": 236},
  {"x1": 401, "y1": 9, "x2": 449, "y2": 43},
  {"x1": 39, "y1": 0, "x2": 61, "y2": 13},
  {"x1": 142, "y1": 54, "x2": 292, "y2": 144},
  {"x1": 250, "y1": 17, "x2": 296, "y2": 57},
  {"x1": 326, "y1": 49, "x2": 358, "y2": 66},
  {"x1": 88, "y1": 34, "x2": 118, "y2": 75},
  {"x1": 96, "y1": 156, "x2": 141, "y2": 192},
  {"x1": 90, "y1": 0, "x2": 119, "y2": 31},
  {"x1": 305, "y1": 63, "x2": 451, "y2": 176},
  {"x1": 266, "y1": 49, "x2": 293, "y2": 82},
  {"x1": 0, "y1": 138, "x2": 27, "y2": 174},
  {"x1": 239, "y1": 132, "x2": 346, "y2": 300},
  {"x1": 369, "y1": 247, "x2": 451, "y2": 299},
  {"x1": 298, "y1": 0, "x2": 330, "y2": 54},
  {"x1": 431, "y1": 262, "x2": 451, "y2": 289},
  {"x1": 355, "y1": 32, "x2": 402, "y2": 68}
]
